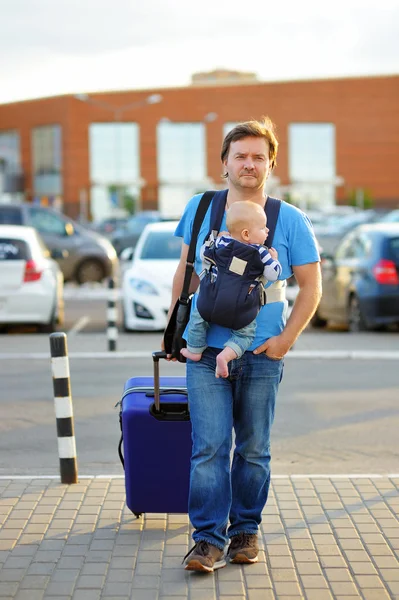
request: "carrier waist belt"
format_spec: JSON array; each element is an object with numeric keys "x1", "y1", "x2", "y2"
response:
[{"x1": 265, "y1": 280, "x2": 287, "y2": 304}]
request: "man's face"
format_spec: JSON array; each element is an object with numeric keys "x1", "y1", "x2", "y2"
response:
[{"x1": 224, "y1": 136, "x2": 272, "y2": 191}]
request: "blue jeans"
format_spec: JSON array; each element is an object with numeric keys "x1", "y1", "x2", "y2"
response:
[
  {"x1": 186, "y1": 347, "x2": 283, "y2": 550},
  {"x1": 186, "y1": 306, "x2": 257, "y2": 358}
]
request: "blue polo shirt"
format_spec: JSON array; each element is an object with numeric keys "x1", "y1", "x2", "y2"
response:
[{"x1": 175, "y1": 193, "x2": 320, "y2": 350}]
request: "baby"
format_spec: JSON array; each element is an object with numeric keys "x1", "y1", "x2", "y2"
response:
[{"x1": 181, "y1": 201, "x2": 282, "y2": 377}]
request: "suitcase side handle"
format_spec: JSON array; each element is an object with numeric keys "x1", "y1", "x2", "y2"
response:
[
  {"x1": 149, "y1": 402, "x2": 190, "y2": 421},
  {"x1": 152, "y1": 350, "x2": 168, "y2": 412}
]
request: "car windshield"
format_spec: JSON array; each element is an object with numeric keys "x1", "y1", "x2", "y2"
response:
[
  {"x1": 0, "y1": 206, "x2": 23, "y2": 225},
  {"x1": 388, "y1": 238, "x2": 399, "y2": 264},
  {"x1": 0, "y1": 238, "x2": 29, "y2": 260},
  {"x1": 126, "y1": 213, "x2": 160, "y2": 234},
  {"x1": 139, "y1": 231, "x2": 182, "y2": 260}
]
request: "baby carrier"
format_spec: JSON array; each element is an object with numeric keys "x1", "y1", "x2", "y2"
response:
[{"x1": 196, "y1": 190, "x2": 281, "y2": 330}]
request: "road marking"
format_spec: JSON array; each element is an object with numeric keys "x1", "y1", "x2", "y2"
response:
[
  {"x1": 0, "y1": 350, "x2": 399, "y2": 360},
  {"x1": 68, "y1": 316, "x2": 91, "y2": 335},
  {"x1": 0, "y1": 474, "x2": 398, "y2": 480},
  {"x1": 64, "y1": 289, "x2": 122, "y2": 300}
]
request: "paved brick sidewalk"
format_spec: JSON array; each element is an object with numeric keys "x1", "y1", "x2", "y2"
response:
[{"x1": 0, "y1": 477, "x2": 398, "y2": 600}]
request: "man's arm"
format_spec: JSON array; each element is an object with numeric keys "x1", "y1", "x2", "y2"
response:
[{"x1": 254, "y1": 261, "x2": 322, "y2": 358}]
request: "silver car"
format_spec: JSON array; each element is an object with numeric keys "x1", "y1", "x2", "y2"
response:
[{"x1": 0, "y1": 203, "x2": 118, "y2": 284}]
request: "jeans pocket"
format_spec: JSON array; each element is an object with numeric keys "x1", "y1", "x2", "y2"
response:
[{"x1": 263, "y1": 353, "x2": 282, "y2": 363}]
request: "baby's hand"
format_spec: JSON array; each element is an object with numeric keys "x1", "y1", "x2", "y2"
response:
[
  {"x1": 269, "y1": 247, "x2": 278, "y2": 260},
  {"x1": 217, "y1": 231, "x2": 229, "y2": 237}
]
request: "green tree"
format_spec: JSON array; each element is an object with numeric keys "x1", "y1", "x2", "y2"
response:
[
  {"x1": 347, "y1": 188, "x2": 374, "y2": 210},
  {"x1": 123, "y1": 192, "x2": 137, "y2": 215},
  {"x1": 107, "y1": 184, "x2": 137, "y2": 215}
]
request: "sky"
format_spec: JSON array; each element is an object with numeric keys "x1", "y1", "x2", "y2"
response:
[{"x1": 1, "y1": 0, "x2": 398, "y2": 105}]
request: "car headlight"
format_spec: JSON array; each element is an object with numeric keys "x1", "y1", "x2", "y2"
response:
[
  {"x1": 129, "y1": 278, "x2": 159, "y2": 295},
  {"x1": 97, "y1": 238, "x2": 117, "y2": 260}
]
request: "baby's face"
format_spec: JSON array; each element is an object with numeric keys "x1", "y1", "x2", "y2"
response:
[{"x1": 247, "y1": 214, "x2": 269, "y2": 245}]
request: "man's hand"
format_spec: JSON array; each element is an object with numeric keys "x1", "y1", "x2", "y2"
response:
[
  {"x1": 160, "y1": 337, "x2": 178, "y2": 361},
  {"x1": 253, "y1": 334, "x2": 292, "y2": 360},
  {"x1": 254, "y1": 262, "x2": 322, "y2": 360}
]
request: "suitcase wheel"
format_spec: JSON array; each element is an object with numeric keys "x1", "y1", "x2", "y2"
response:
[{"x1": 133, "y1": 513, "x2": 142, "y2": 519}]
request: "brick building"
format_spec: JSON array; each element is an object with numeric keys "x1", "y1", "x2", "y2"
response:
[{"x1": 0, "y1": 74, "x2": 398, "y2": 221}]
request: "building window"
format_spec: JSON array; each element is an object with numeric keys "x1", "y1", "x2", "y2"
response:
[
  {"x1": 0, "y1": 130, "x2": 24, "y2": 200},
  {"x1": 157, "y1": 122, "x2": 207, "y2": 218},
  {"x1": 32, "y1": 125, "x2": 63, "y2": 198},
  {"x1": 223, "y1": 122, "x2": 239, "y2": 138},
  {"x1": 288, "y1": 123, "x2": 336, "y2": 208},
  {"x1": 89, "y1": 123, "x2": 140, "y2": 221}
]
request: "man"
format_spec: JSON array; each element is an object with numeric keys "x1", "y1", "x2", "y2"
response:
[{"x1": 164, "y1": 117, "x2": 321, "y2": 573}]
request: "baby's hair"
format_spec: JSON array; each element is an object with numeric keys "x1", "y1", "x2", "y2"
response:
[{"x1": 226, "y1": 201, "x2": 266, "y2": 235}]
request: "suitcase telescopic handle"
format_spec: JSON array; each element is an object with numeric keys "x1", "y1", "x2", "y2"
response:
[{"x1": 152, "y1": 351, "x2": 167, "y2": 411}]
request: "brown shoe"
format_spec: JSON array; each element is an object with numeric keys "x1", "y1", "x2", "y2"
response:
[
  {"x1": 227, "y1": 533, "x2": 259, "y2": 564},
  {"x1": 183, "y1": 540, "x2": 226, "y2": 573}
]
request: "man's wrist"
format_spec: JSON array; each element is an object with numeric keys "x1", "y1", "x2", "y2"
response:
[{"x1": 279, "y1": 330, "x2": 297, "y2": 351}]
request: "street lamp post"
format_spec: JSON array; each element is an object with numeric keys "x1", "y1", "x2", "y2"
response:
[
  {"x1": 157, "y1": 113, "x2": 219, "y2": 217},
  {"x1": 74, "y1": 93, "x2": 163, "y2": 120},
  {"x1": 74, "y1": 92, "x2": 162, "y2": 220}
]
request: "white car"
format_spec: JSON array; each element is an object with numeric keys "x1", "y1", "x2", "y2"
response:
[
  {"x1": 0, "y1": 225, "x2": 64, "y2": 332},
  {"x1": 122, "y1": 221, "x2": 181, "y2": 331}
]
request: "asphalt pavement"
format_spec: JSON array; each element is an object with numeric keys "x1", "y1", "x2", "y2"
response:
[{"x1": 0, "y1": 330, "x2": 398, "y2": 476}]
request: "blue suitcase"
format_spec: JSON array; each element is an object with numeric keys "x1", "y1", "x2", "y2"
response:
[{"x1": 117, "y1": 351, "x2": 191, "y2": 516}]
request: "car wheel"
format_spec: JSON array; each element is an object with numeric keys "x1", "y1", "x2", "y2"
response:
[
  {"x1": 75, "y1": 259, "x2": 105, "y2": 284},
  {"x1": 348, "y1": 294, "x2": 367, "y2": 332},
  {"x1": 122, "y1": 305, "x2": 132, "y2": 332},
  {"x1": 38, "y1": 307, "x2": 57, "y2": 334},
  {"x1": 310, "y1": 310, "x2": 327, "y2": 329},
  {"x1": 56, "y1": 296, "x2": 65, "y2": 326}
]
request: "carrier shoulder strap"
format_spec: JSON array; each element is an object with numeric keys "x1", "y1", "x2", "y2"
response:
[
  {"x1": 264, "y1": 197, "x2": 282, "y2": 248},
  {"x1": 206, "y1": 189, "x2": 229, "y2": 242},
  {"x1": 206, "y1": 192, "x2": 282, "y2": 248},
  {"x1": 180, "y1": 190, "x2": 216, "y2": 303}
]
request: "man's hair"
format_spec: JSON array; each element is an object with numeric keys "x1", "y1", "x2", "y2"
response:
[
  {"x1": 220, "y1": 117, "x2": 278, "y2": 171},
  {"x1": 226, "y1": 201, "x2": 265, "y2": 235}
]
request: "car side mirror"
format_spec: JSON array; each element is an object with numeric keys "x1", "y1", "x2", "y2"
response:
[
  {"x1": 120, "y1": 247, "x2": 134, "y2": 262},
  {"x1": 65, "y1": 222, "x2": 75, "y2": 236},
  {"x1": 320, "y1": 250, "x2": 334, "y2": 261},
  {"x1": 51, "y1": 248, "x2": 69, "y2": 259},
  {"x1": 320, "y1": 252, "x2": 335, "y2": 269}
]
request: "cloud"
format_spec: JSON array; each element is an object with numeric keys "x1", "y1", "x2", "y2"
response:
[
  {"x1": 0, "y1": 0, "x2": 398, "y2": 103},
  {"x1": 3, "y1": 0, "x2": 398, "y2": 57}
]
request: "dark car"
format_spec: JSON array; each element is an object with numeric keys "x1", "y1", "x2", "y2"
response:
[
  {"x1": 314, "y1": 209, "x2": 385, "y2": 256},
  {"x1": 92, "y1": 216, "x2": 128, "y2": 237},
  {"x1": 111, "y1": 211, "x2": 164, "y2": 256},
  {"x1": 313, "y1": 222, "x2": 399, "y2": 331},
  {"x1": 0, "y1": 203, "x2": 118, "y2": 284},
  {"x1": 378, "y1": 208, "x2": 399, "y2": 224}
]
